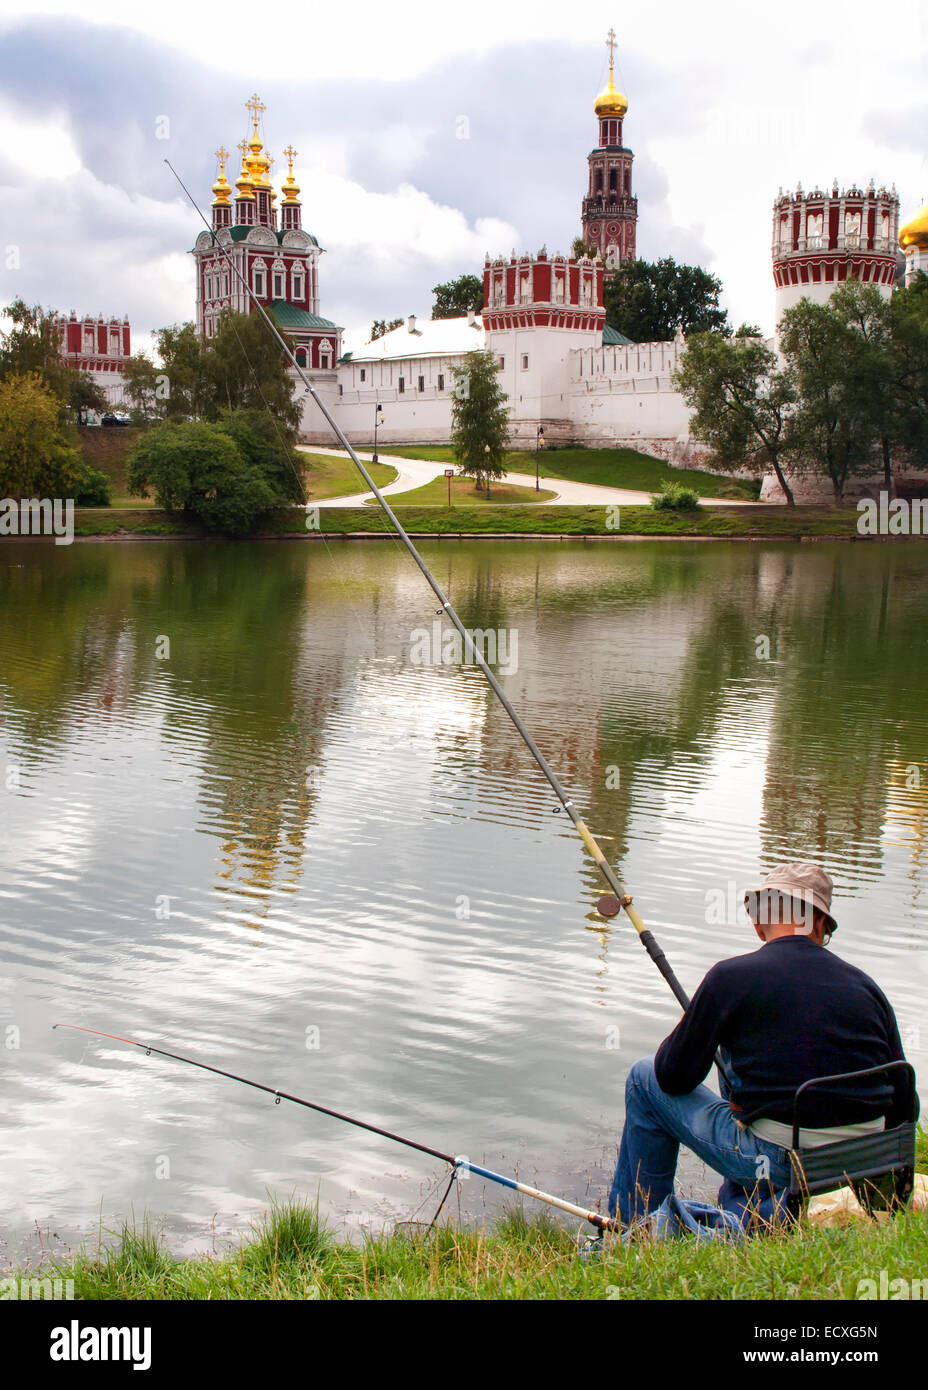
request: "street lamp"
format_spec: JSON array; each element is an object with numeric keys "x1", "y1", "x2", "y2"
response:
[
  {"x1": 535, "y1": 425, "x2": 545, "y2": 491},
  {"x1": 372, "y1": 402, "x2": 383, "y2": 463},
  {"x1": 484, "y1": 442, "x2": 491, "y2": 498}
]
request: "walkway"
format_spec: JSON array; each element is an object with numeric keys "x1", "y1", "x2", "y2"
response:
[{"x1": 307, "y1": 448, "x2": 758, "y2": 508}]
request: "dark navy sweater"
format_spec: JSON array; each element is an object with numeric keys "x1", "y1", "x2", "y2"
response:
[{"x1": 654, "y1": 937, "x2": 910, "y2": 1128}]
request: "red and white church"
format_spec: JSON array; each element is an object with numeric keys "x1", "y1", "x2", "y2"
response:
[{"x1": 191, "y1": 94, "x2": 342, "y2": 376}]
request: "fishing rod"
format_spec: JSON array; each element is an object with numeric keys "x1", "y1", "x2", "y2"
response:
[
  {"x1": 53, "y1": 1024, "x2": 624, "y2": 1235},
  {"x1": 165, "y1": 158, "x2": 691, "y2": 1014}
]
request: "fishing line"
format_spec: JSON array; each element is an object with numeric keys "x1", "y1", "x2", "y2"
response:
[
  {"x1": 54, "y1": 1024, "x2": 624, "y2": 1235},
  {"x1": 165, "y1": 158, "x2": 693, "y2": 1012}
]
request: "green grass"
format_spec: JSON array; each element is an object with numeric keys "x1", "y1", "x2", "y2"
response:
[
  {"x1": 299, "y1": 451, "x2": 397, "y2": 502},
  {"x1": 73, "y1": 432, "x2": 397, "y2": 510},
  {"x1": 364, "y1": 475, "x2": 558, "y2": 506},
  {"x1": 376, "y1": 445, "x2": 761, "y2": 501},
  {"x1": 310, "y1": 505, "x2": 870, "y2": 538},
  {"x1": 21, "y1": 1190, "x2": 928, "y2": 1301},
  {"x1": 67, "y1": 503, "x2": 928, "y2": 541}
]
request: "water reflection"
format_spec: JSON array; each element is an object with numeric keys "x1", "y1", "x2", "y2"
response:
[{"x1": 0, "y1": 539, "x2": 925, "y2": 1252}]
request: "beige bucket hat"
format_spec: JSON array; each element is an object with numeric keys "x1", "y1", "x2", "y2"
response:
[{"x1": 743, "y1": 862, "x2": 837, "y2": 932}]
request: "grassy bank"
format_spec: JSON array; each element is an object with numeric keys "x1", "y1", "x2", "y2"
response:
[
  {"x1": 22, "y1": 1197, "x2": 928, "y2": 1301},
  {"x1": 75, "y1": 430, "x2": 397, "y2": 508},
  {"x1": 376, "y1": 445, "x2": 761, "y2": 501},
  {"x1": 299, "y1": 452, "x2": 397, "y2": 501},
  {"x1": 363, "y1": 475, "x2": 558, "y2": 505},
  {"x1": 64, "y1": 504, "x2": 891, "y2": 541}
]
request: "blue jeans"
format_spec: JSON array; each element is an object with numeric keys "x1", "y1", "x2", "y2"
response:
[{"x1": 608, "y1": 1055, "x2": 793, "y2": 1225}]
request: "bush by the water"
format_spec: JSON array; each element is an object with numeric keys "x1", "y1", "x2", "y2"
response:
[
  {"x1": 73, "y1": 462, "x2": 111, "y2": 507},
  {"x1": 127, "y1": 410, "x2": 303, "y2": 535},
  {"x1": 652, "y1": 480, "x2": 702, "y2": 511}
]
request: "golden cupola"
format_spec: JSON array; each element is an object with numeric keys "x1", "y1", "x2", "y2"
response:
[
  {"x1": 211, "y1": 146, "x2": 232, "y2": 205},
  {"x1": 235, "y1": 139, "x2": 255, "y2": 198},
  {"x1": 281, "y1": 145, "x2": 301, "y2": 204},
  {"x1": 593, "y1": 63, "x2": 628, "y2": 119},
  {"x1": 900, "y1": 197, "x2": 928, "y2": 251},
  {"x1": 245, "y1": 92, "x2": 271, "y2": 185}
]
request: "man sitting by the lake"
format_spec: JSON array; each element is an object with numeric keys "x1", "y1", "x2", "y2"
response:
[{"x1": 606, "y1": 862, "x2": 910, "y2": 1230}]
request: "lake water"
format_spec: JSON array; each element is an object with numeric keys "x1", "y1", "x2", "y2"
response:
[{"x1": 1, "y1": 537, "x2": 926, "y2": 1258}]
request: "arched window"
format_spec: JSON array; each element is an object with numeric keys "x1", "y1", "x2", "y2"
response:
[{"x1": 295, "y1": 348, "x2": 307, "y2": 367}]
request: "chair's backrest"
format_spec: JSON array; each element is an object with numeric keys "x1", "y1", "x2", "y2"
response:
[{"x1": 788, "y1": 1061, "x2": 918, "y2": 1210}]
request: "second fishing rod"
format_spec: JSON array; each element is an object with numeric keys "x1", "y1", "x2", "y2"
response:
[{"x1": 167, "y1": 159, "x2": 692, "y2": 1016}]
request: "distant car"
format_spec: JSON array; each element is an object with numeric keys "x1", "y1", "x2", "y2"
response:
[{"x1": 101, "y1": 412, "x2": 131, "y2": 427}]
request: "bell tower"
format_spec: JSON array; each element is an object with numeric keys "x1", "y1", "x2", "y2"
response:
[{"x1": 581, "y1": 29, "x2": 637, "y2": 276}]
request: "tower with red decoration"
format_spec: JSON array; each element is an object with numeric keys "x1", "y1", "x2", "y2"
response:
[
  {"x1": 771, "y1": 180, "x2": 900, "y2": 326},
  {"x1": 482, "y1": 249, "x2": 606, "y2": 443},
  {"x1": 581, "y1": 29, "x2": 637, "y2": 274},
  {"x1": 191, "y1": 95, "x2": 341, "y2": 375}
]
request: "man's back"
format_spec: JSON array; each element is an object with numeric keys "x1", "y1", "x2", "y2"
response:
[{"x1": 654, "y1": 936, "x2": 906, "y2": 1126}]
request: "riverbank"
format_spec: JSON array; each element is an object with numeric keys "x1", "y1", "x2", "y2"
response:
[
  {"x1": 58, "y1": 503, "x2": 921, "y2": 541},
  {"x1": 16, "y1": 1195, "x2": 928, "y2": 1300}
]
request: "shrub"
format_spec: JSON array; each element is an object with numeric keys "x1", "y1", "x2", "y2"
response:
[
  {"x1": 127, "y1": 412, "x2": 299, "y2": 535},
  {"x1": 73, "y1": 462, "x2": 111, "y2": 507},
  {"x1": 652, "y1": 479, "x2": 702, "y2": 510}
]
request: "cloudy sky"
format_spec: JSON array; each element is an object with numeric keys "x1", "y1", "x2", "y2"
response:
[{"x1": 0, "y1": 0, "x2": 925, "y2": 352}]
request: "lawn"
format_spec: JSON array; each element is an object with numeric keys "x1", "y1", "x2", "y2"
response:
[
  {"x1": 298, "y1": 451, "x2": 397, "y2": 501},
  {"x1": 19, "y1": 1191, "x2": 928, "y2": 1301},
  {"x1": 375, "y1": 444, "x2": 761, "y2": 500},
  {"x1": 75, "y1": 430, "x2": 397, "y2": 508},
  {"x1": 364, "y1": 475, "x2": 558, "y2": 506},
  {"x1": 70, "y1": 503, "x2": 917, "y2": 541}
]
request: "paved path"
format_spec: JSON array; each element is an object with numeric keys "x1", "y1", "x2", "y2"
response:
[{"x1": 306, "y1": 448, "x2": 758, "y2": 508}]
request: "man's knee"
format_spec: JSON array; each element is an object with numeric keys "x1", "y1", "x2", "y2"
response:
[{"x1": 625, "y1": 1054, "x2": 658, "y2": 1100}]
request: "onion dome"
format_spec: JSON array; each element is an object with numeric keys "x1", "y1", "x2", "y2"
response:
[
  {"x1": 594, "y1": 64, "x2": 628, "y2": 119},
  {"x1": 211, "y1": 146, "x2": 232, "y2": 205},
  {"x1": 235, "y1": 139, "x2": 255, "y2": 199},
  {"x1": 281, "y1": 145, "x2": 301, "y2": 204},
  {"x1": 900, "y1": 197, "x2": 928, "y2": 251}
]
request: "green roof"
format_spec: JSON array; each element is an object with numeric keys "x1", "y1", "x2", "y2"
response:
[
  {"x1": 269, "y1": 300, "x2": 340, "y2": 331},
  {"x1": 603, "y1": 325, "x2": 634, "y2": 346},
  {"x1": 220, "y1": 225, "x2": 320, "y2": 247}
]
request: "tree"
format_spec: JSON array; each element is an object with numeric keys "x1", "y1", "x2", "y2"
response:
[
  {"x1": 369, "y1": 318, "x2": 403, "y2": 342},
  {"x1": 0, "y1": 299, "x2": 69, "y2": 399},
  {"x1": 202, "y1": 311, "x2": 301, "y2": 433},
  {"x1": 127, "y1": 410, "x2": 300, "y2": 534},
  {"x1": 887, "y1": 275, "x2": 928, "y2": 479},
  {"x1": 155, "y1": 323, "x2": 206, "y2": 420},
  {"x1": 67, "y1": 372, "x2": 108, "y2": 425},
  {"x1": 450, "y1": 349, "x2": 510, "y2": 497},
  {"x1": 604, "y1": 257, "x2": 730, "y2": 343},
  {"x1": 778, "y1": 296, "x2": 883, "y2": 502},
  {"x1": 674, "y1": 333, "x2": 797, "y2": 505},
  {"x1": 215, "y1": 409, "x2": 305, "y2": 507},
  {"x1": 431, "y1": 275, "x2": 484, "y2": 320},
  {"x1": 121, "y1": 352, "x2": 162, "y2": 420},
  {"x1": 0, "y1": 372, "x2": 83, "y2": 497},
  {"x1": 571, "y1": 237, "x2": 596, "y2": 260}
]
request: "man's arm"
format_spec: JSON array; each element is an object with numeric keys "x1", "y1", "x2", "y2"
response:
[{"x1": 654, "y1": 965, "x2": 732, "y2": 1095}]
